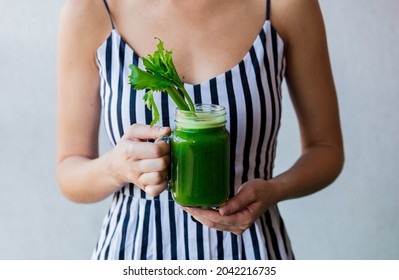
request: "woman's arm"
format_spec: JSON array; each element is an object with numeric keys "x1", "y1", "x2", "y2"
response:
[
  {"x1": 182, "y1": 0, "x2": 344, "y2": 234},
  {"x1": 56, "y1": 0, "x2": 170, "y2": 203},
  {"x1": 267, "y1": 0, "x2": 344, "y2": 201}
]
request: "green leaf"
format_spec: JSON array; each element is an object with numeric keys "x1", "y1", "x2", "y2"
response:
[
  {"x1": 129, "y1": 64, "x2": 172, "y2": 91},
  {"x1": 128, "y1": 38, "x2": 196, "y2": 126},
  {"x1": 143, "y1": 90, "x2": 160, "y2": 126}
]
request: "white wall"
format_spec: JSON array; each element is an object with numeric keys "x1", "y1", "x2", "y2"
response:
[{"x1": 0, "y1": 0, "x2": 398, "y2": 259}]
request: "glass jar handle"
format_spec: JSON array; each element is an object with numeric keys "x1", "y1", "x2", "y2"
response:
[{"x1": 154, "y1": 134, "x2": 171, "y2": 144}]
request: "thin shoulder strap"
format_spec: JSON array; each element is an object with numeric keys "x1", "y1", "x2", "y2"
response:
[
  {"x1": 103, "y1": 0, "x2": 115, "y2": 29},
  {"x1": 266, "y1": 0, "x2": 271, "y2": 21}
]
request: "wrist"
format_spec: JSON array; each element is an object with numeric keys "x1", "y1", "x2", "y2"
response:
[
  {"x1": 103, "y1": 150, "x2": 126, "y2": 188},
  {"x1": 265, "y1": 177, "x2": 288, "y2": 205}
]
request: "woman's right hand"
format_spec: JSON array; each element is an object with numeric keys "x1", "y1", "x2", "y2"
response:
[
  {"x1": 56, "y1": 2, "x2": 172, "y2": 202},
  {"x1": 109, "y1": 123, "x2": 171, "y2": 197}
]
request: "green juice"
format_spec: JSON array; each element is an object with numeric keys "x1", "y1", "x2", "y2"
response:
[{"x1": 169, "y1": 104, "x2": 230, "y2": 207}]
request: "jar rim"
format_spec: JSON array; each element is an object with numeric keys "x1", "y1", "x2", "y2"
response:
[{"x1": 175, "y1": 103, "x2": 226, "y2": 129}]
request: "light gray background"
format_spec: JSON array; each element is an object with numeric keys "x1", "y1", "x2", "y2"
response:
[{"x1": 0, "y1": 0, "x2": 398, "y2": 259}]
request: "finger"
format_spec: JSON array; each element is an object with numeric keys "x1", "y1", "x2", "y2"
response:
[
  {"x1": 182, "y1": 207, "x2": 245, "y2": 235},
  {"x1": 183, "y1": 207, "x2": 224, "y2": 228},
  {"x1": 126, "y1": 141, "x2": 170, "y2": 160},
  {"x1": 143, "y1": 181, "x2": 169, "y2": 197},
  {"x1": 138, "y1": 170, "x2": 169, "y2": 188},
  {"x1": 135, "y1": 155, "x2": 170, "y2": 173},
  {"x1": 124, "y1": 123, "x2": 171, "y2": 141},
  {"x1": 182, "y1": 207, "x2": 230, "y2": 226}
]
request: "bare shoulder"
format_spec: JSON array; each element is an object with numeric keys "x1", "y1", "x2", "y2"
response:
[
  {"x1": 270, "y1": 0, "x2": 326, "y2": 47},
  {"x1": 60, "y1": 0, "x2": 109, "y2": 24},
  {"x1": 59, "y1": 0, "x2": 111, "y2": 51}
]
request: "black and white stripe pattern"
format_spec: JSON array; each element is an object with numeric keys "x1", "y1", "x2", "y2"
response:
[{"x1": 92, "y1": 0, "x2": 294, "y2": 260}]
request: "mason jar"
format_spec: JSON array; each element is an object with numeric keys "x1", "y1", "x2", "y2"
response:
[{"x1": 170, "y1": 104, "x2": 230, "y2": 208}]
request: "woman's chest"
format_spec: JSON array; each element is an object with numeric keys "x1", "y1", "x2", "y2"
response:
[{"x1": 108, "y1": 0, "x2": 267, "y2": 85}]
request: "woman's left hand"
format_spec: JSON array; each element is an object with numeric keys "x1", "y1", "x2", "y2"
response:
[{"x1": 181, "y1": 179, "x2": 280, "y2": 235}]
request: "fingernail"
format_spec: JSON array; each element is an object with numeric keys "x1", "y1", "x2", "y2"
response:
[
  {"x1": 191, "y1": 216, "x2": 201, "y2": 224},
  {"x1": 159, "y1": 127, "x2": 169, "y2": 134}
]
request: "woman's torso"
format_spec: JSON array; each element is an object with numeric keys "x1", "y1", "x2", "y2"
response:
[{"x1": 92, "y1": 0, "x2": 294, "y2": 260}]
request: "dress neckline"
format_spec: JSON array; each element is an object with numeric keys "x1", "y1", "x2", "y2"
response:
[{"x1": 97, "y1": 19, "x2": 284, "y2": 87}]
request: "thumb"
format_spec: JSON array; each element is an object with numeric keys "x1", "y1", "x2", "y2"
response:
[
  {"x1": 218, "y1": 189, "x2": 255, "y2": 216},
  {"x1": 124, "y1": 123, "x2": 171, "y2": 141},
  {"x1": 218, "y1": 184, "x2": 258, "y2": 216}
]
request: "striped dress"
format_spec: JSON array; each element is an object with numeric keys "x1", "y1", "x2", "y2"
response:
[{"x1": 92, "y1": 0, "x2": 294, "y2": 260}]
